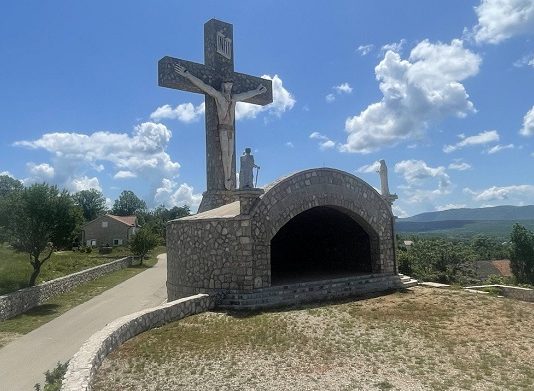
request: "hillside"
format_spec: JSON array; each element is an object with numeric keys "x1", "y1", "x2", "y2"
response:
[
  {"x1": 396, "y1": 205, "x2": 534, "y2": 239},
  {"x1": 400, "y1": 205, "x2": 534, "y2": 223}
]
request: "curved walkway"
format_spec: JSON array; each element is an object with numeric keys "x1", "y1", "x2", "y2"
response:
[{"x1": 0, "y1": 253, "x2": 168, "y2": 391}]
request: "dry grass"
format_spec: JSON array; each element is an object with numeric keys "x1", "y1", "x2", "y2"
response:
[{"x1": 93, "y1": 287, "x2": 534, "y2": 391}]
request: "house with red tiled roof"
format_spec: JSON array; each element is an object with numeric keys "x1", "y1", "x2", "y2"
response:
[{"x1": 81, "y1": 214, "x2": 140, "y2": 247}]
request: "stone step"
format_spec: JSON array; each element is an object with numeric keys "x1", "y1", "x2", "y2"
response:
[
  {"x1": 222, "y1": 276, "x2": 395, "y2": 301},
  {"x1": 217, "y1": 274, "x2": 412, "y2": 310}
]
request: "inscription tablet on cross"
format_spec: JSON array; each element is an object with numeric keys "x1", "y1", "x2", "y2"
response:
[{"x1": 158, "y1": 19, "x2": 273, "y2": 192}]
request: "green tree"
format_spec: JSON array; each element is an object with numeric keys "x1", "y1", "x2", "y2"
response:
[
  {"x1": 73, "y1": 189, "x2": 107, "y2": 221},
  {"x1": 397, "y1": 237, "x2": 477, "y2": 284},
  {"x1": 0, "y1": 174, "x2": 23, "y2": 198},
  {"x1": 130, "y1": 228, "x2": 158, "y2": 265},
  {"x1": 111, "y1": 190, "x2": 147, "y2": 216},
  {"x1": 0, "y1": 175, "x2": 24, "y2": 243},
  {"x1": 143, "y1": 205, "x2": 191, "y2": 243},
  {"x1": 2, "y1": 183, "x2": 83, "y2": 286},
  {"x1": 509, "y1": 224, "x2": 534, "y2": 284}
]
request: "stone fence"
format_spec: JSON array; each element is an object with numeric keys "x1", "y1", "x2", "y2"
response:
[
  {"x1": 465, "y1": 284, "x2": 534, "y2": 302},
  {"x1": 0, "y1": 256, "x2": 132, "y2": 321},
  {"x1": 62, "y1": 294, "x2": 214, "y2": 391}
]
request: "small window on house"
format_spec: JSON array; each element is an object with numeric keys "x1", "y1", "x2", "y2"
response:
[
  {"x1": 90, "y1": 239, "x2": 97, "y2": 247},
  {"x1": 102, "y1": 221, "x2": 108, "y2": 228},
  {"x1": 113, "y1": 239, "x2": 123, "y2": 246}
]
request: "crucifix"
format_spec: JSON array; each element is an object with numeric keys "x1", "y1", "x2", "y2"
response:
[{"x1": 158, "y1": 19, "x2": 273, "y2": 195}]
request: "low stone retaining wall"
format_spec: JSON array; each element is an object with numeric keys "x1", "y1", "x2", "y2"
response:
[
  {"x1": 465, "y1": 284, "x2": 534, "y2": 302},
  {"x1": 62, "y1": 294, "x2": 214, "y2": 391},
  {"x1": 0, "y1": 256, "x2": 132, "y2": 321}
]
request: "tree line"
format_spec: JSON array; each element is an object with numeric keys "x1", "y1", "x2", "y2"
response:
[
  {"x1": 0, "y1": 175, "x2": 190, "y2": 286},
  {"x1": 398, "y1": 224, "x2": 534, "y2": 286}
]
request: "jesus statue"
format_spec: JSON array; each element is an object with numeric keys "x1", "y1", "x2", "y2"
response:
[{"x1": 174, "y1": 64, "x2": 267, "y2": 190}]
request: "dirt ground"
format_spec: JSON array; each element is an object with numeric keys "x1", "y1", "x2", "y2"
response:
[{"x1": 93, "y1": 287, "x2": 534, "y2": 391}]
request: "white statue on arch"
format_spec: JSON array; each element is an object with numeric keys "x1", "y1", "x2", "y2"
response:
[
  {"x1": 174, "y1": 64, "x2": 267, "y2": 190},
  {"x1": 239, "y1": 148, "x2": 259, "y2": 189}
]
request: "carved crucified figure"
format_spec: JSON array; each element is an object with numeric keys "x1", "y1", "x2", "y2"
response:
[{"x1": 174, "y1": 64, "x2": 267, "y2": 190}]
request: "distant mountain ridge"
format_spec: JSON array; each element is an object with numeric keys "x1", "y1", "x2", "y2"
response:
[{"x1": 400, "y1": 205, "x2": 534, "y2": 223}]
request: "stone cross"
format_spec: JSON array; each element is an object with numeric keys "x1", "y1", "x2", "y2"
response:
[{"x1": 158, "y1": 19, "x2": 273, "y2": 192}]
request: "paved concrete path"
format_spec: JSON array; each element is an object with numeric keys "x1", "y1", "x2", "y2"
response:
[{"x1": 0, "y1": 254, "x2": 168, "y2": 391}]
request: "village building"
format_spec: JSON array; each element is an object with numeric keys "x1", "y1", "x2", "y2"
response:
[{"x1": 81, "y1": 214, "x2": 139, "y2": 247}]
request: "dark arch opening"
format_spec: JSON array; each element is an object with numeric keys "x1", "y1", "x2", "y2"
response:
[{"x1": 270, "y1": 206, "x2": 373, "y2": 285}]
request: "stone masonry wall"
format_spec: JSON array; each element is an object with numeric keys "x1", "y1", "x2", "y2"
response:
[
  {"x1": 167, "y1": 217, "x2": 254, "y2": 300},
  {"x1": 0, "y1": 256, "x2": 132, "y2": 321},
  {"x1": 62, "y1": 294, "x2": 214, "y2": 391}
]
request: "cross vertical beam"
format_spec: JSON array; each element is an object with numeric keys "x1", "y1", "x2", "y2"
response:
[{"x1": 204, "y1": 19, "x2": 235, "y2": 192}]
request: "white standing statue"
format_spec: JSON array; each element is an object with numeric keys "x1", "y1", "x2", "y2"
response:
[
  {"x1": 377, "y1": 159, "x2": 398, "y2": 208},
  {"x1": 174, "y1": 64, "x2": 267, "y2": 190},
  {"x1": 239, "y1": 148, "x2": 259, "y2": 189},
  {"x1": 378, "y1": 159, "x2": 390, "y2": 196}
]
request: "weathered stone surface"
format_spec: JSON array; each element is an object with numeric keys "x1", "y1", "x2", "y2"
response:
[
  {"x1": 167, "y1": 168, "x2": 397, "y2": 303},
  {"x1": 62, "y1": 294, "x2": 214, "y2": 391},
  {"x1": 0, "y1": 256, "x2": 132, "y2": 321}
]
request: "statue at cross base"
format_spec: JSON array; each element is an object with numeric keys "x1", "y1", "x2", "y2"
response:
[
  {"x1": 174, "y1": 63, "x2": 266, "y2": 190},
  {"x1": 158, "y1": 19, "x2": 274, "y2": 212}
]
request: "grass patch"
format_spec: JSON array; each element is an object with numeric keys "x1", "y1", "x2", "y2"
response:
[
  {"x1": 0, "y1": 243, "x2": 133, "y2": 295},
  {"x1": 0, "y1": 246, "x2": 165, "y2": 348},
  {"x1": 93, "y1": 287, "x2": 534, "y2": 391}
]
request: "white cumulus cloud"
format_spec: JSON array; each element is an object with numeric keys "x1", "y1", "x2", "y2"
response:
[
  {"x1": 154, "y1": 179, "x2": 202, "y2": 211},
  {"x1": 310, "y1": 132, "x2": 336, "y2": 150},
  {"x1": 150, "y1": 102, "x2": 205, "y2": 123},
  {"x1": 27, "y1": 162, "x2": 55, "y2": 179},
  {"x1": 67, "y1": 176, "x2": 102, "y2": 192},
  {"x1": 114, "y1": 170, "x2": 137, "y2": 179},
  {"x1": 357, "y1": 44, "x2": 374, "y2": 56},
  {"x1": 341, "y1": 39, "x2": 481, "y2": 153},
  {"x1": 357, "y1": 161, "x2": 381, "y2": 173},
  {"x1": 443, "y1": 130, "x2": 500, "y2": 153},
  {"x1": 520, "y1": 105, "x2": 534, "y2": 136},
  {"x1": 235, "y1": 74, "x2": 295, "y2": 120},
  {"x1": 14, "y1": 122, "x2": 180, "y2": 182},
  {"x1": 325, "y1": 93, "x2": 336, "y2": 103},
  {"x1": 514, "y1": 52, "x2": 534, "y2": 67},
  {"x1": 395, "y1": 159, "x2": 451, "y2": 189},
  {"x1": 466, "y1": 184, "x2": 534, "y2": 202},
  {"x1": 473, "y1": 0, "x2": 534, "y2": 44},
  {"x1": 334, "y1": 83, "x2": 353, "y2": 94},
  {"x1": 486, "y1": 143, "x2": 515, "y2": 154},
  {"x1": 381, "y1": 39, "x2": 407, "y2": 54},
  {"x1": 448, "y1": 161, "x2": 472, "y2": 171}
]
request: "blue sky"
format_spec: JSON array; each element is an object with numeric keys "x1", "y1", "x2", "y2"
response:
[{"x1": 1, "y1": 0, "x2": 533, "y2": 217}]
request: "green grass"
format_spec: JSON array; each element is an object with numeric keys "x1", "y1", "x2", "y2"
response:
[
  {"x1": 93, "y1": 287, "x2": 534, "y2": 391},
  {"x1": 0, "y1": 244, "x2": 133, "y2": 295},
  {"x1": 0, "y1": 246, "x2": 165, "y2": 348}
]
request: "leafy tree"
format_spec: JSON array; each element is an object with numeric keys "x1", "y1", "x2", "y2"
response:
[
  {"x1": 2, "y1": 183, "x2": 83, "y2": 286},
  {"x1": 0, "y1": 175, "x2": 24, "y2": 243},
  {"x1": 130, "y1": 228, "x2": 158, "y2": 265},
  {"x1": 0, "y1": 174, "x2": 23, "y2": 198},
  {"x1": 73, "y1": 189, "x2": 107, "y2": 221},
  {"x1": 111, "y1": 190, "x2": 147, "y2": 216},
  {"x1": 136, "y1": 204, "x2": 191, "y2": 243},
  {"x1": 397, "y1": 237, "x2": 477, "y2": 284},
  {"x1": 509, "y1": 224, "x2": 534, "y2": 284},
  {"x1": 470, "y1": 235, "x2": 509, "y2": 261}
]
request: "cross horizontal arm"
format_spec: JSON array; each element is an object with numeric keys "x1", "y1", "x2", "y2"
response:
[
  {"x1": 232, "y1": 72, "x2": 273, "y2": 106},
  {"x1": 158, "y1": 56, "x2": 215, "y2": 94},
  {"x1": 159, "y1": 56, "x2": 273, "y2": 106}
]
